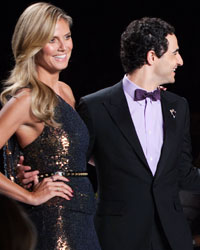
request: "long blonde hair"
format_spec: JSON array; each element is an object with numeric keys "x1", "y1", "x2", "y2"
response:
[{"x1": 0, "y1": 2, "x2": 72, "y2": 126}]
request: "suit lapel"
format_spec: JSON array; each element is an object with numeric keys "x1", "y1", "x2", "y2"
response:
[
  {"x1": 103, "y1": 81, "x2": 149, "y2": 169},
  {"x1": 103, "y1": 82, "x2": 178, "y2": 177},
  {"x1": 155, "y1": 91, "x2": 178, "y2": 178}
]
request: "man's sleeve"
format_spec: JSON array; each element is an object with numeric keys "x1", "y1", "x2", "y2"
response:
[{"x1": 77, "y1": 97, "x2": 95, "y2": 162}]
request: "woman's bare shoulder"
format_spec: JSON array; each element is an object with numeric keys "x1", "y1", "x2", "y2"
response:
[{"x1": 59, "y1": 81, "x2": 76, "y2": 106}]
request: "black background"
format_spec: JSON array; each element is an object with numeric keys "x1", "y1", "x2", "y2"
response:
[
  {"x1": 1, "y1": 1, "x2": 200, "y2": 169},
  {"x1": 0, "y1": 1, "x2": 199, "y2": 102}
]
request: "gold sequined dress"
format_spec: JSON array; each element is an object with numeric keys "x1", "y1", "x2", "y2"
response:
[{"x1": 21, "y1": 95, "x2": 101, "y2": 250}]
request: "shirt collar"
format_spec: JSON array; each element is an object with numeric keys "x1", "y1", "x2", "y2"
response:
[
  {"x1": 122, "y1": 75, "x2": 160, "y2": 102},
  {"x1": 122, "y1": 75, "x2": 144, "y2": 100}
]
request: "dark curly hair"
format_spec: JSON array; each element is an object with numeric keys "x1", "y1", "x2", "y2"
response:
[{"x1": 120, "y1": 17, "x2": 175, "y2": 73}]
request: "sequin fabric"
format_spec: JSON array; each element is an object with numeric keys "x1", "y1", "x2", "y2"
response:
[{"x1": 21, "y1": 96, "x2": 101, "y2": 250}]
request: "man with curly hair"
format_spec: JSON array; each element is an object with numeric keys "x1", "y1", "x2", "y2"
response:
[{"x1": 78, "y1": 17, "x2": 200, "y2": 250}]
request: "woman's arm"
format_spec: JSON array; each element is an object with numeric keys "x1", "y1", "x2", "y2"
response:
[
  {"x1": 0, "y1": 91, "x2": 73, "y2": 204},
  {"x1": 0, "y1": 172, "x2": 73, "y2": 205}
]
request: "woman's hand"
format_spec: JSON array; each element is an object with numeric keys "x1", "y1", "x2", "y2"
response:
[
  {"x1": 16, "y1": 156, "x2": 74, "y2": 205},
  {"x1": 0, "y1": 172, "x2": 73, "y2": 206},
  {"x1": 16, "y1": 156, "x2": 39, "y2": 188},
  {"x1": 158, "y1": 85, "x2": 167, "y2": 91},
  {"x1": 29, "y1": 175, "x2": 73, "y2": 206}
]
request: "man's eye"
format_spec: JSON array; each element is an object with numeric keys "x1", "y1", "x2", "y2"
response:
[{"x1": 65, "y1": 34, "x2": 71, "y2": 40}]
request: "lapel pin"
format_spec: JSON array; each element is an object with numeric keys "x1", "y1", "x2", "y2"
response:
[{"x1": 169, "y1": 109, "x2": 176, "y2": 118}]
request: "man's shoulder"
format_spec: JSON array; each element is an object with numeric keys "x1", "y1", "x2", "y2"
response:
[
  {"x1": 162, "y1": 89, "x2": 188, "y2": 104},
  {"x1": 81, "y1": 81, "x2": 122, "y2": 103}
]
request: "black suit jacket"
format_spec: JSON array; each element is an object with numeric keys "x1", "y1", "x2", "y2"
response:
[{"x1": 78, "y1": 81, "x2": 200, "y2": 250}]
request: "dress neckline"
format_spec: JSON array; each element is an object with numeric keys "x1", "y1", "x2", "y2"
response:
[{"x1": 56, "y1": 94, "x2": 75, "y2": 110}]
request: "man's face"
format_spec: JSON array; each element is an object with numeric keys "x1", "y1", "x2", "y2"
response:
[{"x1": 154, "y1": 34, "x2": 183, "y2": 85}]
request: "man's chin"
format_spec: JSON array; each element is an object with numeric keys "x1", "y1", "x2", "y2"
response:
[{"x1": 166, "y1": 79, "x2": 175, "y2": 85}]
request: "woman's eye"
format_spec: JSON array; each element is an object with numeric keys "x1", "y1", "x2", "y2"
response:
[{"x1": 49, "y1": 38, "x2": 55, "y2": 43}]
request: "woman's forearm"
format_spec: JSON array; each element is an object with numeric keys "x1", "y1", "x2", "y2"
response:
[{"x1": 0, "y1": 172, "x2": 32, "y2": 204}]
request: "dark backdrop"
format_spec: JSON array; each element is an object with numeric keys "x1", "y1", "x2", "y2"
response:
[{"x1": 1, "y1": 1, "x2": 200, "y2": 172}]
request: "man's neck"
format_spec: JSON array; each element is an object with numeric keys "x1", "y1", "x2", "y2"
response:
[{"x1": 127, "y1": 69, "x2": 160, "y2": 91}]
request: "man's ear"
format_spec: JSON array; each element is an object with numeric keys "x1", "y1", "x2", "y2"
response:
[{"x1": 146, "y1": 50, "x2": 157, "y2": 65}]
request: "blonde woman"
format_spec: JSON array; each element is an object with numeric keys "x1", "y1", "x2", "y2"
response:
[{"x1": 0, "y1": 2, "x2": 100, "y2": 250}]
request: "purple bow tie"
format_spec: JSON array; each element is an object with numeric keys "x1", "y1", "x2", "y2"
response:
[{"x1": 134, "y1": 89, "x2": 161, "y2": 101}]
